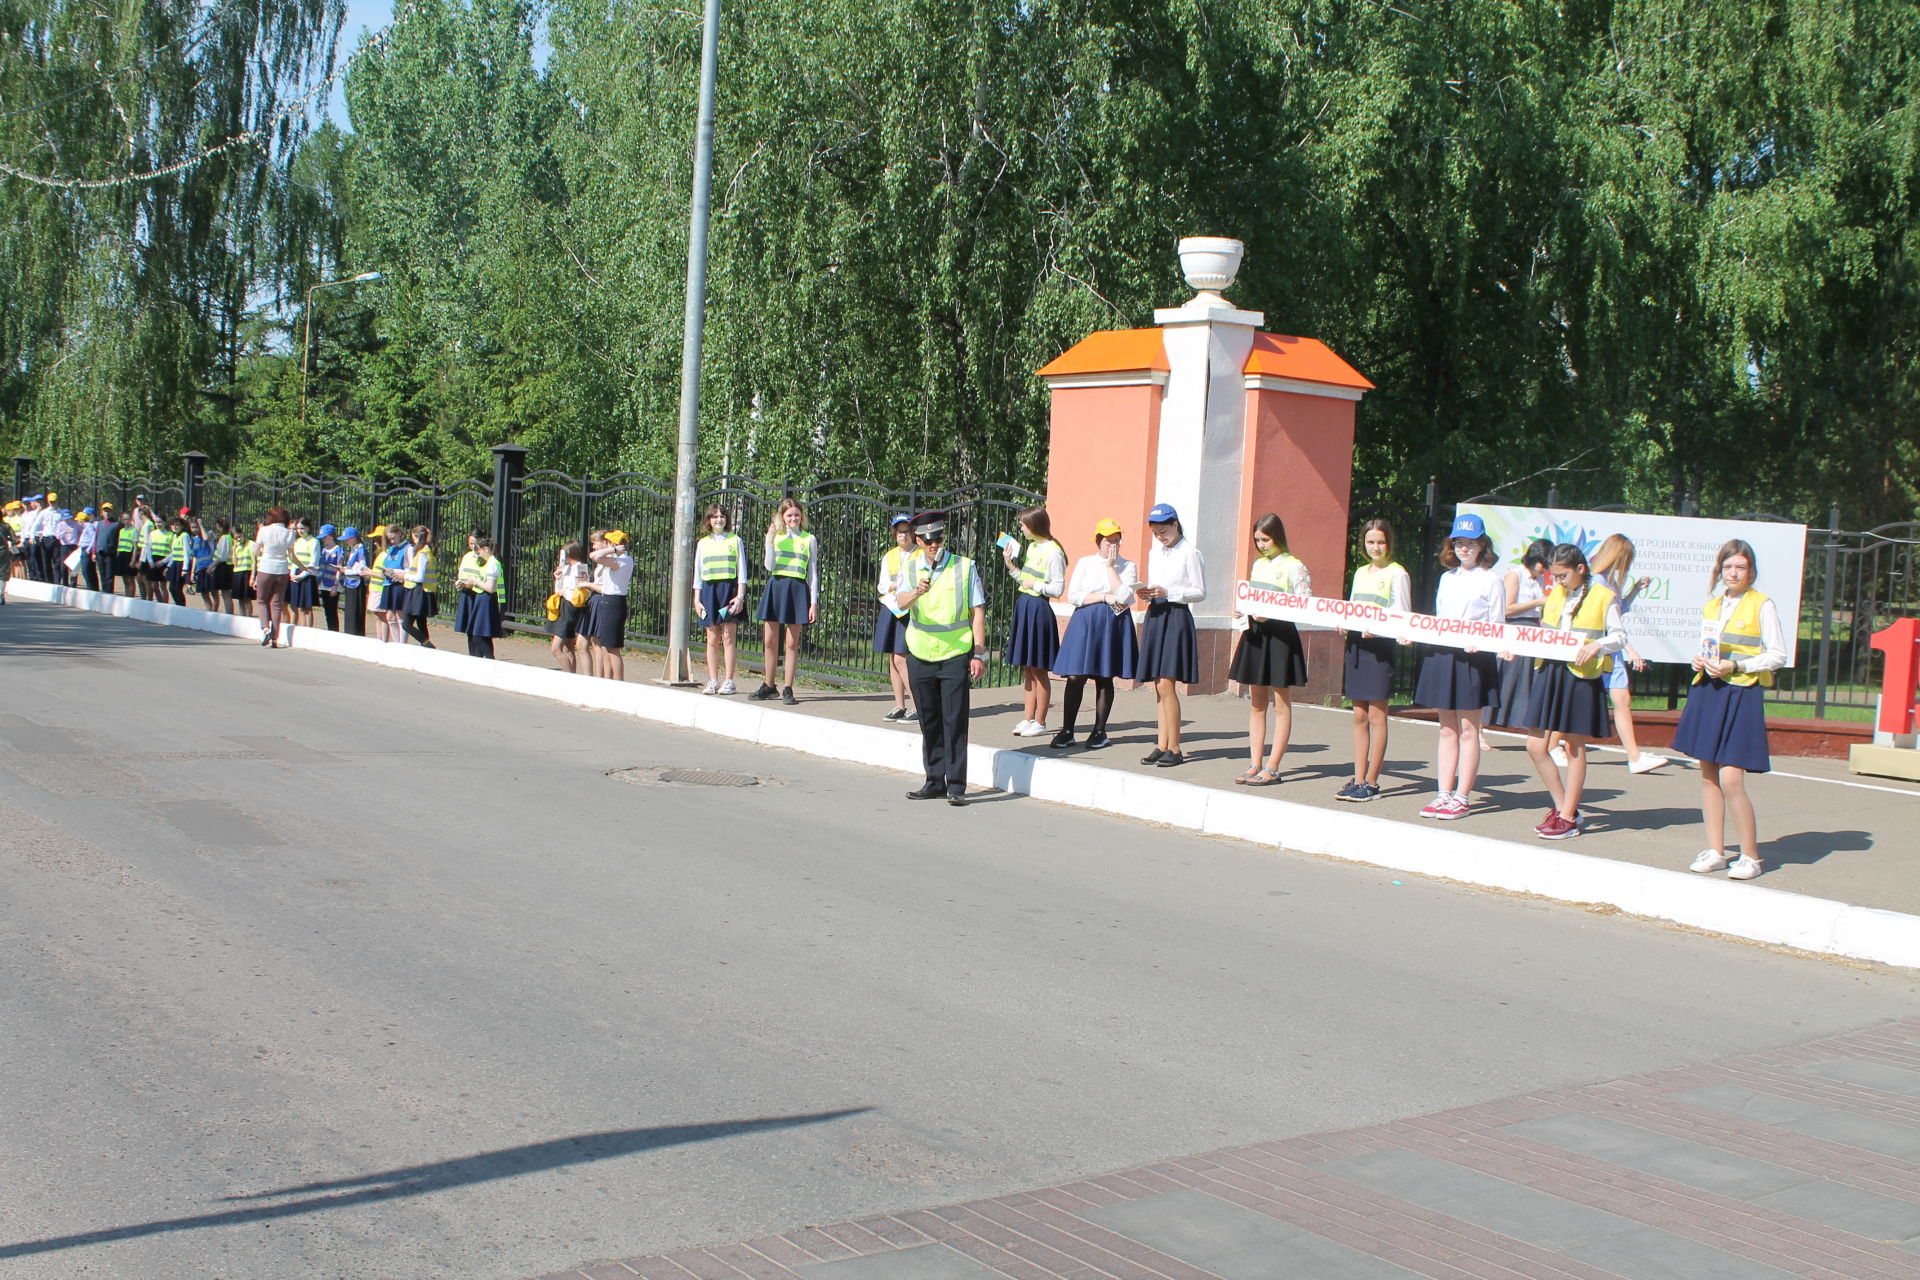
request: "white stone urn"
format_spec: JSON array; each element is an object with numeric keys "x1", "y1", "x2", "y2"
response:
[{"x1": 1177, "y1": 236, "x2": 1245, "y2": 294}]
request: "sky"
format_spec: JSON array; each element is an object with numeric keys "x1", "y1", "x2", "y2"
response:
[{"x1": 326, "y1": 1, "x2": 396, "y2": 127}]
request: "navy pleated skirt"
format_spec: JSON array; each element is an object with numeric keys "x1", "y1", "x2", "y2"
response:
[
  {"x1": 1343, "y1": 634, "x2": 1397, "y2": 702},
  {"x1": 1413, "y1": 648, "x2": 1500, "y2": 713},
  {"x1": 872, "y1": 605, "x2": 908, "y2": 655},
  {"x1": 287, "y1": 576, "x2": 318, "y2": 609},
  {"x1": 1131, "y1": 601, "x2": 1196, "y2": 684},
  {"x1": 1490, "y1": 654, "x2": 1542, "y2": 729},
  {"x1": 1229, "y1": 618, "x2": 1308, "y2": 688},
  {"x1": 401, "y1": 586, "x2": 437, "y2": 618},
  {"x1": 700, "y1": 579, "x2": 740, "y2": 627},
  {"x1": 1005, "y1": 593, "x2": 1060, "y2": 668},
  {"x1": 1673, "y1": 678, "x2": 1771, "y2": 773},
  {"x1": 1527, "y1": 662, "x2": 1614, "y2": 739},
  {"x1": 455, "y1": 589, "x2": 505, "y2": 638},
  {"x1": 758, "y1": 575, "x2": 810, "y2": 625},
  {"x1": 585, "y1": 593, "x2": 629, "y2": 648},
  {"x1": 1053, "y1": 603, "x2": 1137, "y2": 679}
]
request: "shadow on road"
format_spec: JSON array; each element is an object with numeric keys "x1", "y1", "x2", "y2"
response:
[{"x1": 0, "y1": 1108, "x2": 870, "y2": 1259}]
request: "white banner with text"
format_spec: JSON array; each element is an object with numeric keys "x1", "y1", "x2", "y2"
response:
[{"x1": 1232, "y1": 581, "x2": 1585, "y2": 661}]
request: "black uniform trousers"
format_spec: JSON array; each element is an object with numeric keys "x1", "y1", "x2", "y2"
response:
[
  {"x1": 342, "y1": 584, "x2": 367, "y2": 636},
  {"x1": 907, "y1": 650, "x2": 972, "y2": 797}
]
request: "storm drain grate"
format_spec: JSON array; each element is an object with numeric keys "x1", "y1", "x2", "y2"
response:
[{"x1": 608, "y1": 766, "x2": 772, "y2": 788}]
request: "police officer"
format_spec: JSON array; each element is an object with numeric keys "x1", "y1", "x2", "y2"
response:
[{"x1": 894, "y1": 511, "x2": 988, "y2": 806}]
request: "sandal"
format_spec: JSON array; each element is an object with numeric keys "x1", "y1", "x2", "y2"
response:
[
  {"x1": 1232, "y1": 768, "x2": 1261, "y2": 785},
  {"x1": 1246, "y1": 769, "x2": 1281, "y2": 787}
]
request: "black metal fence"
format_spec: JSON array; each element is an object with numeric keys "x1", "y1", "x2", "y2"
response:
[{"x1": 13, "y1": 451, "x2": 1042, "y2": 689}]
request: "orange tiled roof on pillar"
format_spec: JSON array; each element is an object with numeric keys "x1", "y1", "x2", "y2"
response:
[
  {"x1": 1038, "y1": 328, "x2": 1371, "y2": 392},
  {"x1": 1036, "y1": 329, "x2": 1168, "y2": 378}
]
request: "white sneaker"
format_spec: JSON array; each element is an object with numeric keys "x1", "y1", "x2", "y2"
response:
[
  {"x1": 1728, "y1": 855, "x2": 1764, "y2": 880},
  {"x1": 701, "y1": 680, "x2": 718, "y2": 694},
  {"x1": 718, "y1": 680, "x2": 737, "y2": 695},
  {"x1": 1549, "y1": 746, "x2": 1569, "y2": 768},
  {"x1": 1014, "y1": 719, "x2": 1047, "y2": 738},
  {"x1": 1011, "y1": 719, "x2": 1033, "y2": 736},
  {"x1": 1689, "y1": 849, "x2": 1731, "y2": 874},
  {"x1": 1628, "y1": 753, "x2": 1670, "y2": 774}
]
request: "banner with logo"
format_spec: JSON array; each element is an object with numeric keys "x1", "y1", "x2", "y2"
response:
[
  {"x1": 1231, "y1": 581, "x2": 1585, "y2": 661},
  {"x1": 1458, "y1": 505, "x2": 1807, "y2": 664}
]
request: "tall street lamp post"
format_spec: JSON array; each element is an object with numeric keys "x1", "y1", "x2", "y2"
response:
[{"x1": 299, "y1": 270, "x2": 384, "y2": 435}]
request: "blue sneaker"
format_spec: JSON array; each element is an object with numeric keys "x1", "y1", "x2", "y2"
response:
[
  {"x1": 1352, "y1": 782, "x2": 1381, "y2": 802},
  {"x1": 1335, "y1": 781, "x2": 1361, "y2": 801}
]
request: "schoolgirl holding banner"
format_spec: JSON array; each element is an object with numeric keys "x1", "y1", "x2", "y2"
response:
[
  {"x1": 1340, "y1": 519, "x2": 1410, "y2": 802},
  {"x1": 1132, "y1": 502, "x2": 1204, "y2": 769},
  {"x1": 1050, "y1": 518, "x2": 1136, "y2": 750},
  {"x1": 1490, "y1": 538, "x2": 1553, "y2": 733},
  {"x1": 1001, "y1": 506, "x2": 1067, "y2": 737},
  {"x1": 873, "y1": 514, "x2": 918, "y2": 721},
  {"x1": 1674, "y1": 539, "x2": 1784, "y2": 881},
  {"x1": 1412, "y1": 513, "x2": 1508, "y2": 819},
  {"x1": 694, "y1": 505, "x2": 748, "y2": 694},
  {"x1": 1520, "y1": 544, "x2": 1625, "y2": 840},
  {"x1": 1229, "y1": 513, "x2": 1309, "y2": 786}
]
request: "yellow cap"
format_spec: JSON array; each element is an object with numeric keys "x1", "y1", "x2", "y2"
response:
[
  {"x1": 44, "y1": 491, "x2": 57, "y2": 501},
  {"x1": 605, "y1": 530, "x2": 628, "y2": 546},
  {"x1": 1094, "y1": 518, "x2": 1123, "y2": 538},
  {"x1": 370, "y1": 524, "x2": 386, "y2": 537}
]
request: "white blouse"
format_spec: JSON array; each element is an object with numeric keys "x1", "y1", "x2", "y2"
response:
[
  {"x1": 593, "y1": 551, "x2": 634, "y2": 598},
  {"x1": 1066, "y1": 552, "x2": 1138, "y2": 607},
  {"x1": 1146, "y1": 537, "x2": 1205, "y2": 604},
  {"x1": 1708, "y1": 592, "x2": 1788, "y2": 674},
  {"x1": 1433, "y1": 565, "x2": 1507, "y2": 623}
]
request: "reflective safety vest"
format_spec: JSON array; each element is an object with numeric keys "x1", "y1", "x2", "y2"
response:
[
  {"x1": 410, "y1": 546, "x2": 437, "y2": 592},
  {"x1": 906, "y1": 552, "x2": 977, "y2": 662},
  {"x1": 339, "y1": 545, "x2": 368, "y2": 588},
  {"x1": 771, "y1": 531, "x2": 814, "y2": 580},
  {"x1": 291, "y1": 535, "x2": 319, "y2": 577},
  {"x1": 1538, "y1": 581, "x2": 1618, "y2": 679},
  {"x1": 698, "y1": 533, "x2": 744, "y2": 582},
  {"x1": 115, "y1": 525, "x2": 138, "y2": 554},
  {"x1": 1016, "y1": 540, "x2": 1062, "y2": 597},
  {"x1": 458, "y1": 551, "x2": 505, "y2": 601},
  {"x1": 138, "y1": 524, "x2": 160, "y2": 563},
  {"x1": 159, "y1": 530, "x2": 187, "y2": 566},
  {"x1": 231, "y1": 538, "x2": 256, "y2": 572},
  {"x1": 1350, "y1": 561, "x2": 1405, "y2": 607},
  {"x1": 1697, "y1": 590, "x2": 1775, "y2": 688},
  {"x1": 1249, "y1": 550, "x2": 1307, "y2": 593}
]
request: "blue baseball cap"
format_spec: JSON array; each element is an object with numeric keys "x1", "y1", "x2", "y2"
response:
[
  {"x1": 1147, "y1": 502, "x2": 1179, "y2": 524},
  {"x1": 889, "y1": 512, "x2": 911, "y2": 527},
  {"x1": 26, "y1": 493, "x2": 42, "y2": 502},
  {"x1": 80, "y1": 507, "x2": 94, "y2": 516},
  {"x1": 318, "y1": 523, "x2": 337, "y2": 538},
  {"x1": 1448, "y1": 512, "x2": 1487, "y2": 540},
  {"x1": 340, "y1": 526, "x2": 361, "y2": 540}
]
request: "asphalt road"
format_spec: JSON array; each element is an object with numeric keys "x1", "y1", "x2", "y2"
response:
[{"x1": 2, "y1": 601, "x2": 1915, "y2": 1280}]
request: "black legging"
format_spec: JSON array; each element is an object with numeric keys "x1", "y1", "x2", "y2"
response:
[
  {"x1": 320, "y1": 590, "x2": 340, "y2": 632},
  {"x1": 466, "y1": 633, "x2": 495, "y2": 659},
  {"x1": 1059, "y1": 676, "x2": 1115, "y2": 736},
  {"x1": 401, "y1": 613, "x2": 433, "y2": 646},
  {"x1": 342, "y1": 585, "x2": 366, "y2": 636}
]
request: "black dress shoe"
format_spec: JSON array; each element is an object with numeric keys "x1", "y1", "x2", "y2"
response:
[
  {"x1": 1140, "y1": 747, "x2": 1165, "y2": 765},
  {"x1": 1156, "y1": 751, "x2": 1184, "y2": 768},
  {"x1": 947, "y1": 792, "x2": 968, "y2": 806},
  {"x1": 906, "y1": 783, "x2": 944, "y2": 800}
]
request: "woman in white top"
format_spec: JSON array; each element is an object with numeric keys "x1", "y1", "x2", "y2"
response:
[
  {"x1": 549, "y1": 541, "x2": 592, "y2": 673},
  {"x1": 252, "y1": 506, "x2": 297, "y2": 648},
  {"x1": 1411, "y1": 513, "x2": 1509, "y2": 819},
  {"x1": 1001, "y1": 505, "x2": 1067, "y2": 737},
  {"x1": 1673, "y1": 539, "x2": 1787, "y2": 881},
  {"x1": 582, "y1": 528, "x2": 635, "y2": 681},
  {"x1": 1049, "y1": 518, "x2": 1138, "y2": 750},
  {"x1": 872, "y1": 514, "x2": 918, "y2": 721},
  {"x1": 1129, "y1": 502, "x2": 1205, "y2": 768}
]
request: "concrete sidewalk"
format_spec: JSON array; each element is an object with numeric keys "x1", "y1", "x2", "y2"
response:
[{"x1": 480, "y1": 632, "x2": 1920, "y2": 918}]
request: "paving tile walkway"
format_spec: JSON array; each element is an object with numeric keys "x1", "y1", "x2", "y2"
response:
[{"x1": 529, "y1": 1019, "x2": 1920, "y2": 1280}]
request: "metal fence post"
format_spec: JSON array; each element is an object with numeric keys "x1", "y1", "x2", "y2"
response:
[
  {"x1": 1815, "y1": 501, "x2": 1840, "y2": 719},
  {"x1": 12, "y1": 456, "x2": 31, "y2": 501},
  {"x1": 426, "y1": 485, "x2": 443, "y2": 542},
  {"x1": 181, "y1": 451, "x2": 207, "y2": 515},
  {"x1": 490, "y1": 443, "x2": 529, "y2": 610},
  {"x1": 577, "y1": 480, "x2": 595, "y2": 550}
]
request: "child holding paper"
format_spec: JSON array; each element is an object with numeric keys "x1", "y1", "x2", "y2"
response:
[
  {"x1": 1412, "y1": 513, "x2": 1507, "y2": 819},
  {"x1": 1340, "y1": 519, "x2": 1410, "y2": 802},
  {"x1": 1001, "y1": 506, "x2": 1067, "y2": 737},
  {"x1": 873, "y1": 513, "x2": 917, "y2": 720},
  {"x1": 1229, "y1": 513, "x2": 1309, "y2": 785},
  {"x1": 1521, "y1": 544, "x2": 1624, "y2": 839}
]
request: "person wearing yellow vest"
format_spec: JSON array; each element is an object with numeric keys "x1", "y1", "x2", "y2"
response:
[
  {"x1": 157, "y1": 514, "x2": 193, "y2": 606},
  {"x1": 136, "y1": 506, "x2": 167, "y2": 602},
  {"x1": 397, "y1": 525, "x2": 439, "y2": 648},
  {"x1": 999, "y1": 506, "x2": 1067, "y2": 738},
  {"x1": 0, "y1": 502, "x2": 17, "y2": 597},
  {"x1": 287, "y1": 517, "x2": 321, "y2": 628},
  {"x1": 896, "y1": 510, "x2": 988, "y2": 805},
  {"x1": 1674, "y1": 538, "x2": 1787, "y2": 881},
  {"x1": 751, "y1": 498, "x2": 817, "y2": 704},
  {"x1": 1340, "y1": 518, "x2": 1412, "y2": 802},
  {"x1": 228, "y1": 518, "x2": 257, "y2": 615},
  {"x1": 1229, "y1": 513, "x2": 1312, "y2": 787},
  {"x1": 454, "y1": 535, "x2": 506, "y2": 659},
  {"x1": 872, "y1": 513, "x2": 920, "y2": 722},
  {"x1": 1520, "y1": 544, "x2": 1625, "y2": 840},
  {"x1": 694, "y1": 505, "x2": 748, "y2": 694}
]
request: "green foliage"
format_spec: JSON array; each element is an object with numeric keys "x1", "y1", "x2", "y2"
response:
[{"x1": 3, "y1": 0, "x2": 1917, "y2": 527}]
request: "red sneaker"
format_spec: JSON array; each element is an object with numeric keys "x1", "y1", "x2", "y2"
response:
[{"x1": 1538, "y1": 812, "x2": 1581, "y2": 840}]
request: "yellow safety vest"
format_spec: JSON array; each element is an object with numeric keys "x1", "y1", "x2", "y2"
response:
[
  {"x1": 1697, "y1": 590, "x2": 1775, "y2": 688},
  {"x1": 410, "y1": 546, "x2": 437, "y2": 592},
  {"x1": 232, "y1": 538, "x2": 256, "y2": 572},
  {"x1": 292, "y1": 535, "x2": 319, "y2": 575},
  {"x1": 771, "y1": 531, "x2": 814, "y2": 580},
  {"x1": 906, "y1": 553, "x2": 976, "y2": 662},
  {"x1": 1350, "y1": 561, "x2": 1405, "y2": 607},
  {"x1": 1538, "y1": 582, "x2": 1618, "y2": 679},
  {"x1": 1016, "y1": 540, "x2": 1062, "y2": 597},
  {"x1": 698, "y1": 533, "x2": 743, "y2": 582},
  {"x1": 1249, "y1": 551, "x2": 1306, "y2": 593},
  {"x1": 116, "y1": 525, "x2": 139, "y2": 554},
  {"x1": 459, "y1": 551, "x2": 505, "y2": 601}
]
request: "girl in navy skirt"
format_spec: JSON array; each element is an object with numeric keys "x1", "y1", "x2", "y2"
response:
[
  {"x1": 1131, "y1": 502, "x2": 1205, "y2": 768},
  {"x1": 398, "y1": 525, "x2": 438, "y2": 648},
  {"x1": 287, "y1": 518, "x2": 320, "y2": 627},
  {"x1": 1001, "y1": 505, "x2": 1067, "y2": 737},
  {"x1": 752, "y1": 499, "x2": 817, "y2": 704},
  {"x1": 695, "y1": 505, "x2": 747, "y2": 694},
  {"x1": 548, "y1": 541, "x2": 590, "y2": 673},
  {"x1": 872, "y1": 514, "x2": 917, "y2": 720},
  {"x1": 1050, "y1": 519, "x2": 1137, "y2": 750},
  {"x1": 454, "y1": 535, "x2": 505, "y2": 659},
  {"x1": 1340, "y1": 519, "x2": 1411, "y2": 802},
  {"x1": 1229, "y1": 513, "x2": 1310, "y2": 786},
  {"x1": 1520, "y1": 544, "x2": 1624, "y2": 840},
  {"x1": 1490, "y1": 538, "x2": 1552, "y2": 732},
  {"x1": 582, "y1": 529, "x2": 635, "y2": 681},
  {"x1": 1413, "y1": 513, "x2": 1509, "y2": 819},
  {"x1": 372, "y1": 526, "x2": 408, "y2": 643},
  {"x1": 1674, "y1": 539, "x2": 1784, "y2": 881}
]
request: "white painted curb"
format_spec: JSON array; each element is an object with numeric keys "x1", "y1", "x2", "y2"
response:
[{"x1": 9, "y1": 577, "x2": 1918, "y2": 970}]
